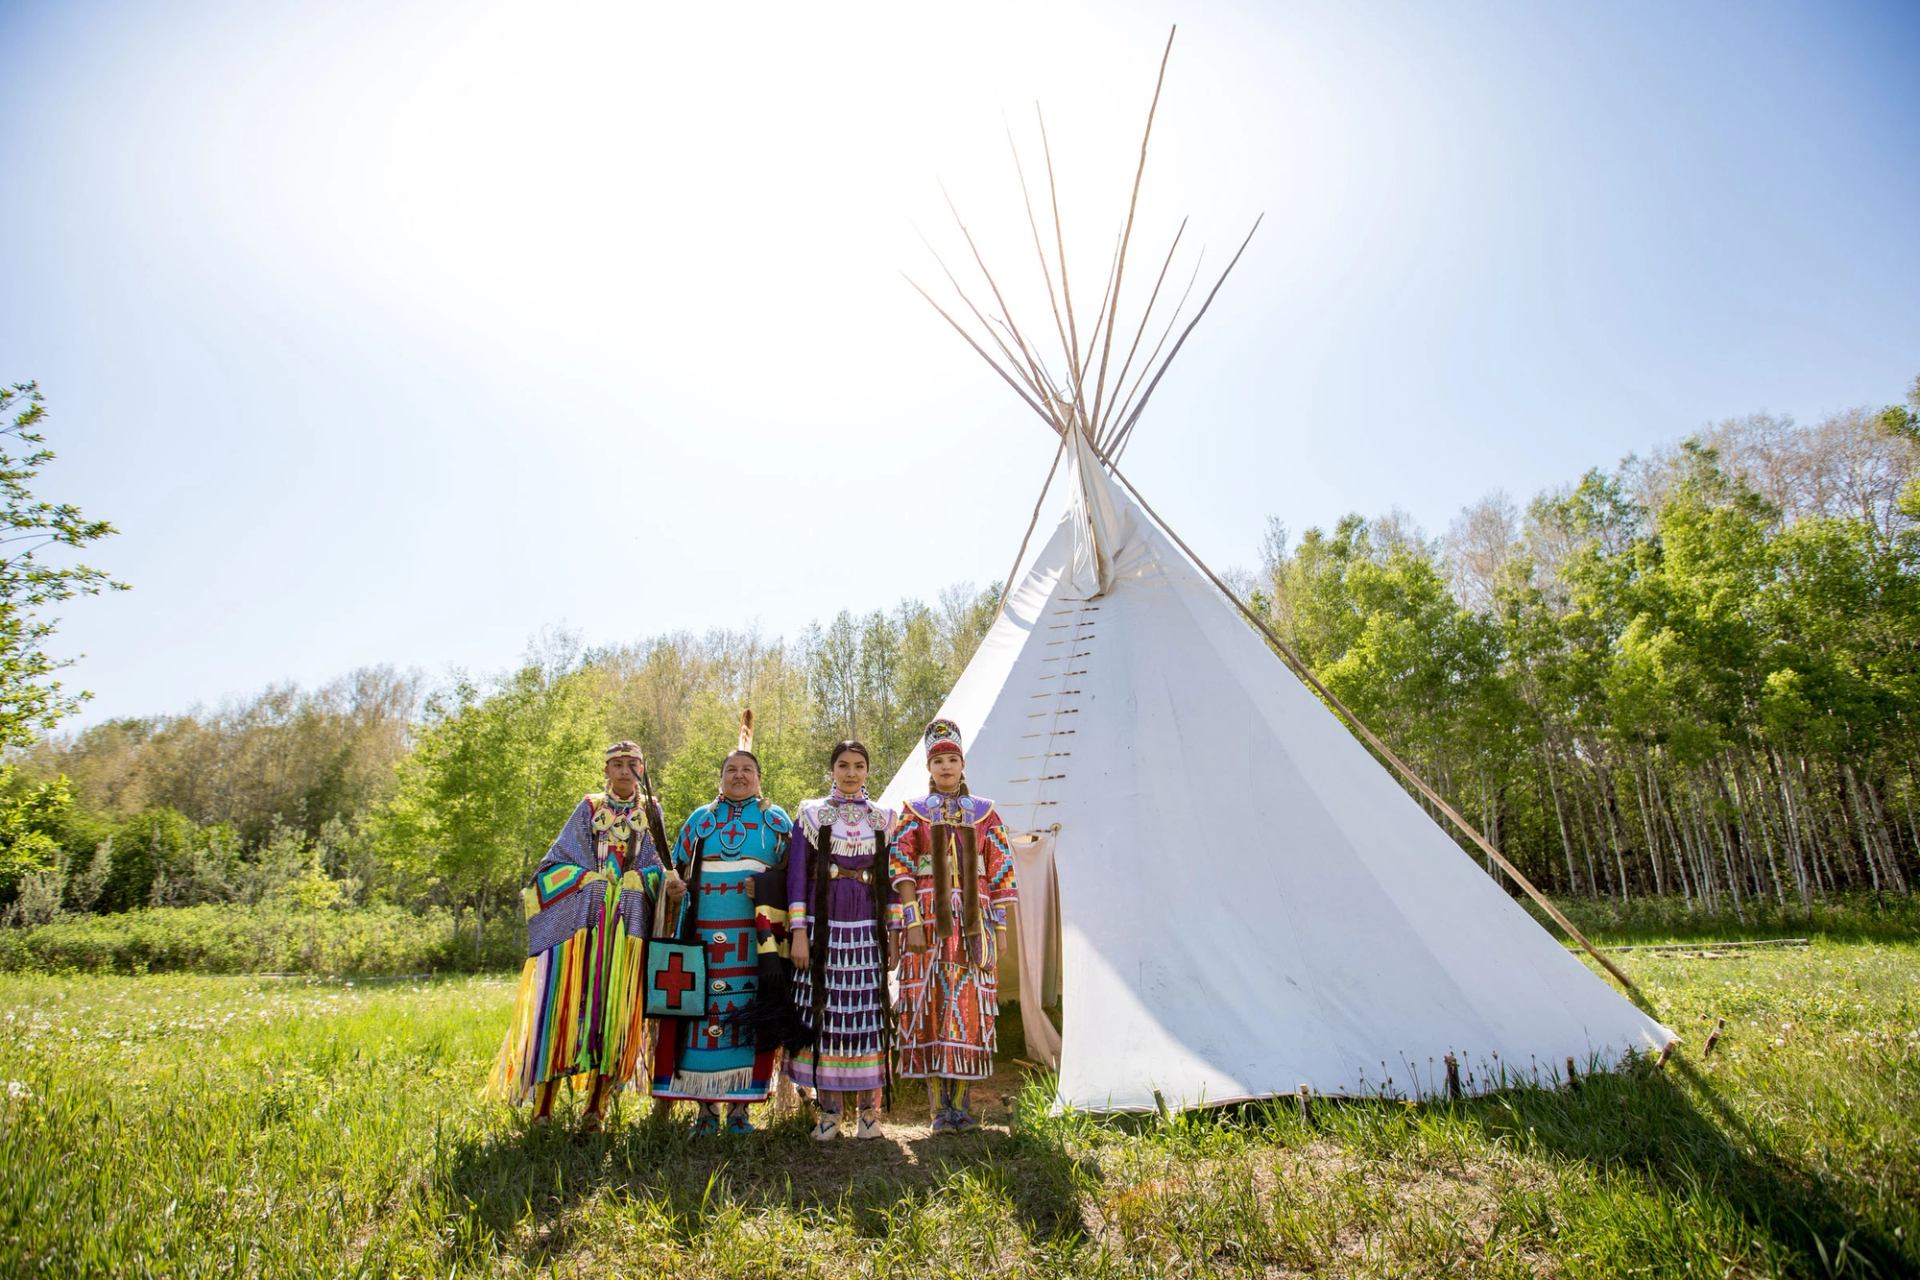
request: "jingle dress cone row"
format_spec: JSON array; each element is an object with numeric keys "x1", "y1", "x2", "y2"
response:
[{"x1": 787, "y1": 791, "x2": 896, "y2": 1094}]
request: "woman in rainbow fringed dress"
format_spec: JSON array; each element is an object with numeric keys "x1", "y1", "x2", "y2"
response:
[
  {"x1": 787, "y1": 739, "x2": 897, "y2": 1141},
  {"x1": 889, "y1": 718, "x2": 1017, "y2": 1132},
  {"x1": 491, "y1": 740, "x2": 666, "y2": 1132}
]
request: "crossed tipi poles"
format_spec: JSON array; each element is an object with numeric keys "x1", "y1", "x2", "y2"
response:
[{"x1": 907, "y1": 25, "x2": 1637, "y2": 997}]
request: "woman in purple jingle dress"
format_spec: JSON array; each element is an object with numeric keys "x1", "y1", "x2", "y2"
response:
[{"x1": 787, "y1": 740, "x2": 897, "y2": 1141}]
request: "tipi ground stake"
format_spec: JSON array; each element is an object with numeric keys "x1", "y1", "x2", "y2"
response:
[
  {"x1": 1444, "y1": 1054, "x2": 1462, "y2": 1101},
  {"x1": 1703, "y1": 1017, "x2": 1727, "y2": 1058}
]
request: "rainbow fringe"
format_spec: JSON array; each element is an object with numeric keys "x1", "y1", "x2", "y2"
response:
[{"x1": 489, "y1": 873, "x2": 652, "y2": 1103}]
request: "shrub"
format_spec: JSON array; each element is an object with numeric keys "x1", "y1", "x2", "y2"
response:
[
  {"x1": 1526, "y1": 890, "x2": 1920, "y2": 945},
  {"x1": 0, "y1": 902, "x2": 523, "y2": 975}
]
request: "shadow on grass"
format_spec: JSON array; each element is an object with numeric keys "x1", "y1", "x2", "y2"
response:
[
  {"x1": 431, "y1": 1015, "x2": 1092, "y2": 1270},
  {"x1": 1447, "y1": 1054, "x2": 1910, "y2": 1276},
  {"x1": 432, "y1": 1100, "x2": 1097, "y2": 1270},
  {"x1": 1062, "y1": 1045, "x2": 1910, "y2": 1277}
]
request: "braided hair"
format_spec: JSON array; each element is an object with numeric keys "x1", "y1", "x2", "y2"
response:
[{"x1": 926, "y1": 770, "x2": 983, "y2": 948}]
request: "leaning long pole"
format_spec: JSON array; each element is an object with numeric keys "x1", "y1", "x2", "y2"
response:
[
  {"x1": 903, "y1": 275, "x2": 1059, "y2": 433},
  {"x1": 990, "y1": 435, "x2": 1068, "y2": 625},
  {"x1": 1107, "y1": 213, "x2": 1264, "y2": 462},
  {"x1": 1008, "y1": 124, "x2": 1087, "y2": 419},
  {"x1": 637, "y1": 744, "x2": 671, "y2": 867},
  {"x1": 1088, "y1": 25, "x2": 1177, "y2": 435},
  {"x1": 1107, "y1": 464, "x2": 1640, "y2": 998}
]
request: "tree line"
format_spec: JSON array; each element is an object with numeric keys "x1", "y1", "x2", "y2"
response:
[
  {"x1": 4, "y1": 378, "x2": 1916, "y2": 934},
  {"x1": 3, "y1": 597, "x2": 1001, "y2": 946},
  {"x1": 1259, "y1": 380, "x2": 1920, "y2": 911}
]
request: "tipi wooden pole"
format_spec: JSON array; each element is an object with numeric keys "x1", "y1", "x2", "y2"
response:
[
  {"x1": 1106, "y1": 214, "x2": 1264, "y2": 463},
  {"x1": 1037, "y1": 107, "x2": 1087, "y2": 407},
  {"x1": 1008, "y1": 123, "x2": 1090, "y2": 417},
  {"x1": 1088, "y1": 25, "x2": 1178, "y2": 435},
  {"x1": 1104, "y1": 254, "x2": 1204, "y2": 455},
  {"x1": 903, "y1": 274, "x2": 1057, "y2": 433},
  {"x1": 1108, "y1": 464, "x2": 1642, "y2": 998},
  {"x1": 1078, "y1": 236, "x2": 1125, "y2": 399},
  {"x1": 937, "y1": 185, "x2": 1066, "y2": 411},
  {"x1": 990, "y1": 436, "x2": 1067, "y2": 625},
  {"x1": 1097, "y1": 217, "x2": 1189, "y2": 453},
  {"x1": 916, "y1": 227, "x2": 1058, "y2": 418}
]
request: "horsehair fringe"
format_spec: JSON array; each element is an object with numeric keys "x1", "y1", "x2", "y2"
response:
[{"x1": 932, "y1": 822, "x2": 955, "y2": 939}]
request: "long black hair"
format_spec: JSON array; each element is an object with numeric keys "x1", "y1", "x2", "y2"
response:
[{"x1": 802, "y1": 739, "x2": 893, "y2": 1108}]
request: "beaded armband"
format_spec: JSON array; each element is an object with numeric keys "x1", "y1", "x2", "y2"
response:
[
  {"x1": 788, "y1": 903, "x2": 808, "y2": 931},
  {"x1": 898, "y1": 901, "x2": 921, "y2": 929},
  {"x1": 886, "y1": 902, "x2": 905, "y2": 929}
]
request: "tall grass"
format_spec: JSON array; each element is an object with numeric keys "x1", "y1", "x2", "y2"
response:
[
  {"x1": 2, "y1": 936, "x2": 1914, "y2": 1277},
  {"x1": 1533, "y1": 889, "x2": 1920, "y2": 946}
]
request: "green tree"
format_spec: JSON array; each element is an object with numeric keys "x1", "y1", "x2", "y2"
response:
[
  {"x1": 98, "y1": 807, "x2": 200, "y2": 912},
  {"x1": 0, "y1": 383, "x2": 124, "y2": 747},
  {"x1": 372, "y1": 664, "x2": 603, "y2": 955},
  {"x1": 0, "y1": 383, "x2": 124, "y2": 901}
]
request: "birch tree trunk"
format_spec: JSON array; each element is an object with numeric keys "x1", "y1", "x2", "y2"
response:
[{"x1": 1542, "y1": 745, "x2": 1580, "y2": 896}]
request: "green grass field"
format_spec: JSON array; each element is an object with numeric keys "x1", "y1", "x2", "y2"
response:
[{"x1": 2, "y1": 933, "x2": 1915, "y2": 1277}]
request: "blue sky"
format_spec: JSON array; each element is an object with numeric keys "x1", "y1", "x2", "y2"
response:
[{"x1": 3, "y1": 0, "x2": 1916, "y2": 726}]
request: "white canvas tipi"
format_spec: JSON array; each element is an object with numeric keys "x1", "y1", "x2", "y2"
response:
[
  {"x1": 879, "y1": 428, "x2": 1674, "y2": 1112},
  {"x1": 880, "y1": 30, "x2": 1673, "y2": 1112}
]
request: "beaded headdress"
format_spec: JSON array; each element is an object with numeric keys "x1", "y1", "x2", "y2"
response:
[
  {"x1": 603, "y1": 740, "x2": 644, "y2": 765},
  {"x1": 922, "y1": 717, "x2": 964, "y2": 762}
]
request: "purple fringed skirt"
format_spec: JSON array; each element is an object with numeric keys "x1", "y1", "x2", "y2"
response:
[{"x1": 789, "y1": 915, "x2": 886, "y2": 1093}]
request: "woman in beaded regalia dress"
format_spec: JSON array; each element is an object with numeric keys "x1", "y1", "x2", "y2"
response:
[
  {"x1": 787, "y1": 740, "x2": 897, "y2": 1141},
  {"x1": 648, "y1": 746, "x2": 794, "y2": 1136},
  {"x1": 889, "y1": 718, "x2": 1017, "y2": 1132},
  {"x1": 491, "y1": 740, "x2": 666, "y2": 1132}
]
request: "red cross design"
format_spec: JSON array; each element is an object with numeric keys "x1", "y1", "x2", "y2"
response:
[
  {"x1": 652, "y1": 952, "x2": 697, "y2": 1010},
  {"x1": 719, "y1": 820, "x2": 760, "y2": 842}
]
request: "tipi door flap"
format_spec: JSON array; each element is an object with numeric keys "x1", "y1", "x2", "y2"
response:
[{"x1": 1005, "y1": 825, "x2": 1063, "y2": 1069}]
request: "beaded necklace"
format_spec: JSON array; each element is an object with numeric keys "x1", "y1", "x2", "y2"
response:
[{"x1": 590, "y1": 788, "x2": 643, "y2": 843}]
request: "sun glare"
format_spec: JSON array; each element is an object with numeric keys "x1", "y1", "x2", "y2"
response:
[{"x1": 150, "y1": 1, "x2": 1345, "y2": 443}]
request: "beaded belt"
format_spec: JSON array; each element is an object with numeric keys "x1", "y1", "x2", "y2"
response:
[{"x1": 829, "y1": 865, "x2": 872, "y2": 883}]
